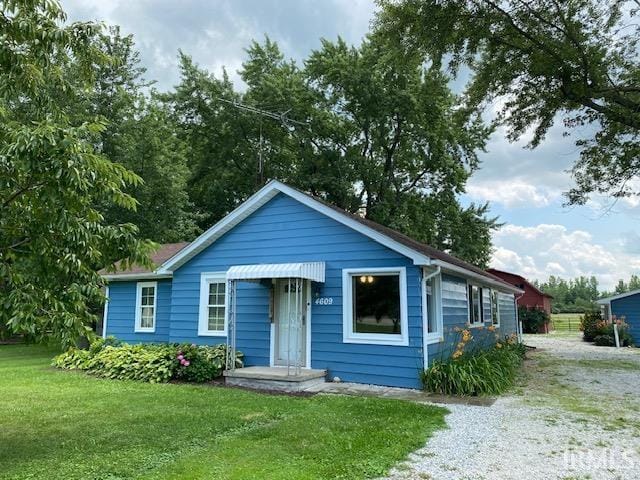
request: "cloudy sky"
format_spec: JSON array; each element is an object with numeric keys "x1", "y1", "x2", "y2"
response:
[{"x1": 63, "y1": 0, "x2": 640, "y2": 290}]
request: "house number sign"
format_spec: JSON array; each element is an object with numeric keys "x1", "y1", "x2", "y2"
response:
[{"x1": 314, "y1": 297, "x2": 334, "y2": 305}]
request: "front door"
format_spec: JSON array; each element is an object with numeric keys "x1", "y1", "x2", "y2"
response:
[{"x1": 274, "y1": 279, "x2": 308, "y2": 367}]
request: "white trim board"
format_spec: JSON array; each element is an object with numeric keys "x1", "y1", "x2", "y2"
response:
[
  {"x1": 342, "y1": 267, "x2": 409, "y2": 347},
  {"x1": 134, "y1": 281, "x2": 157, "y2": 333},
  {"x1": 597, "y1": 289, "x2": 640, "y2": 304},
  {"x1": 102, "y1": 286, "x2": 109, "y2": 338}
]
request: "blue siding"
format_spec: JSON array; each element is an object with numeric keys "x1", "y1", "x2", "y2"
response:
[
  {"x1": 426, "y1": 275, "x2": 517, "y2": 366},
  {"x1": 611, "y1": 294, "x2": 640, "y2": 344},
  {"x1": 170, "y1": 193, "x2": 423, "y2": 388},
  {"x1": 105, "y1": 280, "x2": 171, "y2": 343}
]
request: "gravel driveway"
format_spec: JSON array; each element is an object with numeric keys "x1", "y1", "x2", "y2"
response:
[{"x1": 386, "y1": 333, "x2": 640, "y2": 480}]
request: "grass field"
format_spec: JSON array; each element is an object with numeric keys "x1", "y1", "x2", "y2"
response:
[
  {"x1": 0, "y1": 344, "x2": 446, "y2": 480},
  {"x1": 550, "y1": 313, "x2": 583, "y2": 332}
]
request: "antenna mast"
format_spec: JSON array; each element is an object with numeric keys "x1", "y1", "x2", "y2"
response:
[{"x1": 217, "y1": 98, "x2": 307, "y2": 186}]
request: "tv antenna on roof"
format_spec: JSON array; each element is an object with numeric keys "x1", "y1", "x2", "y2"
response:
[{"x1": 217, "y1": 98, "x2": 307, "y2": 185}]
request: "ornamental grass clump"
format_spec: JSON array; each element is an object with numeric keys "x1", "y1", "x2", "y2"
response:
[
  {"x1": 52, "y1": 338, "x2": 243, "y2": 384},
  {"x1": 422, "y1": 329, "x2": 525, "y2": 396}
]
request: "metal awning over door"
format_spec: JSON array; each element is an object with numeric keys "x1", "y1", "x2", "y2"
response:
[{"x1": 226, "y1": 262, "x2": 325, "y2": 282}]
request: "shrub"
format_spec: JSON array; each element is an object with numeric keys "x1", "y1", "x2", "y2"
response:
[
  {"x1": 421, "y1": 336, "x2": 526, "y2": 396},
  {"x1": 52, "y1": 339, "x2": 243, "y2": 384},
  {"x1": 518, "y1": 306, "x2": 549, "y2": 333},
  {"x1": 581, "y1": 313, "x2": 633, "y2": 346},
  {"x1": 580, "y1": 310, "x2": 602, "y2": 342},
  {"x1": 52, "y1": 348, "x2": 92, "y2": 370},
  {"x1": 86, "y1": 344, "x2": 177, "y2": 383}
]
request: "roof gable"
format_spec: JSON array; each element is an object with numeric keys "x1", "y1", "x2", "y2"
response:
[{"x1": 155, "y1": 180, "x2": 520, "y2": 293}]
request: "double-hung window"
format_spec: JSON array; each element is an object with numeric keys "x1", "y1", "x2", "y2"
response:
[
  {"x1": 467, "y1": 284, "x2": 484, "y2": 327},
  {"x1": 343, "y1": 267, "x2": 408, "y2": 346},
  {"x1": 199, "y1": 272, "x2": 227, "y2": 336},
  {"x1": 491, "y1": 290, "x2": 500, "y2": 326},
  {"x1": 135, "y1": 281, "x2": 157, "y2": 332},
  {"x1": 424, "y1": 272, "x2": 442, "y2": 344}
]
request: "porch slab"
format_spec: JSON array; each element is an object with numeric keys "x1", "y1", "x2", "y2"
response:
[{"x1": 223, "y1": 366, "x2": 327, "y2": 392}]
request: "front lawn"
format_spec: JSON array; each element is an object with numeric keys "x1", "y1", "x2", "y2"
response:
[{"x1": 0, "y1": 345, "x2": 446, "y2": 480}]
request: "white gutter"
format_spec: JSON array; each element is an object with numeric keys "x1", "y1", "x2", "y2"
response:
[
  {"x1": 431, "y1": 259, "x2": 523, "y2": 295},
  {"x1": 102, "y1": 272, "x2": 172, "y2": 281}
]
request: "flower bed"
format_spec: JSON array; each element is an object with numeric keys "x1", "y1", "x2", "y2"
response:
[
  {"x1": 422, "y1": 329, "x2": 525, "y2": 396},
  {"x1": 580, "y1": 311, "x2": 633, "y2": 346},
  {"x1": 52, "y1": 337, "x2": 243, "y2": 383}
]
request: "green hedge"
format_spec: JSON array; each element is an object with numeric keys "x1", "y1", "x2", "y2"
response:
[
  {"x1": 580, "y1": 311, "x2": 634, "y2": 346},
  {"x1": 421, "y1": 339, "x2": 526, "y2": 396},
  {"x1": 52, "y1": 338, "x2": 243, "y2": 384}
]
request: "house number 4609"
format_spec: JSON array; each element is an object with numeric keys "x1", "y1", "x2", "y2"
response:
[{"x1": 314, "y1": 297, "x2": 333, "y2": 305}]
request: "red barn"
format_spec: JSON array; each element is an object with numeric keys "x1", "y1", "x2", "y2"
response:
[{"x1": 486, "y1": 268, "x2": 553, "y2": 333}]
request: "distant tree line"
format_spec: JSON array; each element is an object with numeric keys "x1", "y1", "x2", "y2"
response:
[{"x1": 533, "y1": 275, "x2": 640, "y2": 313}]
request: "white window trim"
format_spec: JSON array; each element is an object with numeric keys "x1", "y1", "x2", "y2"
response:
[
  {"x1": 342, "y1": 267, "x2": 408, "y2": 346},
  {"x1": 135, "y1": 281, "x2": 157, "y2": 333},
  {"x1": 491, "y1": 289, "x2": 501, "y2": 327},
  {"x1": 198, "y1": 272, "x2": 228, "y2": 337},
  {"x1": 423, "y1": 273, "x2": 443, "y2": 345},
  {"x1": 466, "y1": 282, "x2": 484, "y2": 329}
]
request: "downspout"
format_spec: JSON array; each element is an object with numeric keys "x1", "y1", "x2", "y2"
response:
[
  {"x1": 102, "y1": 285, "x2": 109, "y2": 339},
  {"x1": 422, "y1": 266, "x2": 441, "y2": 370},
  {"x1": 515, "y1": 292, "x2": 524, "y2": 342}
]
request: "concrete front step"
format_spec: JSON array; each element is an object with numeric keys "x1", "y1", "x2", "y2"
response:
[{"x1": 223, "y1": 366, "x2": 327, "y2": 392}]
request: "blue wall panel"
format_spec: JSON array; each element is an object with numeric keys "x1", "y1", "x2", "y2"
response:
[
  {"x1": 170, "y1": 193, "x2": 424, "y2": 388},
  {"x1": 611, "y1": 294, "x2": 640, "y2": 344},
  {"x1": 105, "y1": 279, "x2": 171, "y2": 343}
]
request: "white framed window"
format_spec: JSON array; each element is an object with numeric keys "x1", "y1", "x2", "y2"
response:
[
  {"x1": 198, "y1": 272, "x2": 227, "y2": 336},
  {"x1": 423, "y1": 271, "x2": 443, "y2": 344},
  {"x1": 467, "y1": 283, "x2": 484, "y2": 328},
  {"x1": 491, "y1": 290, "x2": 500, "y2": 326},
  {"x1": 342, "y1": 267, "x2": 408, "y2": 346},
  {"x1": 135, "y1": 281, "x2": 157, "y2": 333}
]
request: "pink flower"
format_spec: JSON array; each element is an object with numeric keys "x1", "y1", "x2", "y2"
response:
[
  {"x1": 177, "y1": 354, "x2": 184, "y2": 361},
  {"x1": 183, "y1": 360, "x2": 190, "y2": 367},
  {"x1": 180, "y1": 358, "x2": 187, "y2": 366}
]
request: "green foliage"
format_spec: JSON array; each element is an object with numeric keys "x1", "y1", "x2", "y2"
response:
[
  {"x1": 165, "y1": 36, "x2": 499, "y2": 266},
  {"x1": 535, "y1": 275, "x2": 599, "y2": 313},
  {"x1": 174, "y1": 343, "x2": 244, "y2": 383},
  {"x1": 67, "y1": 27, "x2": 202, "y2": 243},
  {"x1": 581, "y1": 311, "x2": 634, "y2": 346},
  {"x1": 377, "y1": 0, "x2": 640, "y2": 205},
  {"x1": 52, "y1": 339, "x2": 243, "y2": 384},
  {"x1": 0, "y1": 0, "x2": 155, "y2": 347},
  {"x1": 422, "y1": 341, "x2": 525, "y2": 396},
  {"x1": 580, "y1": 310, "x2": 603, "y2": 342},
  {"x1": 518, "y1": 306, "x2": 549, "y2": 334}
]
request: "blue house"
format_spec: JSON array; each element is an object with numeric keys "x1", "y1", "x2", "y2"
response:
[
  {"x1": 598, "y1": 290, "x2": 640, "y2": 343},
  {"x1": 101, "y1": 180, "x2": 522, "y2": 390}
]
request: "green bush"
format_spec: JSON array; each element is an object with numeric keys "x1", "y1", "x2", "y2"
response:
[
  {"x1": 52, "y1": 339, "x2": 243, "y2": 384},
  {"x1": 580, "y1": 310, "x2": 602, "y2": 342},
  {"x1": 518, "y1": 306, "x2": 549, "y2": 333},
  {"x1": 87, "y1": 344, "x2": 177, "y2": 383},
  {"x1": 421, "y1": 340, "x2": 525, "y2": 396}
]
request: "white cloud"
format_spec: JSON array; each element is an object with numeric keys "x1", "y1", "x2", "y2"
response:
[
  {"x1": 466, "y1": 178, "x2": 561, "y2": 208},
  {"x1": 491, "y1": 224, "x2": 640, "y2": 290}
]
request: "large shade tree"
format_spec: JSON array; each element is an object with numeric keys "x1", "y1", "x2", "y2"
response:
[
  {"x1": 166, "y1": 36, "x2": 499, "y2": 266},
  {"x1": 0, "y1": 0, "x2": 154, "y2": 345},
  {"x1": 377, "y1": 0, "x2": 640, "y2": 205}
]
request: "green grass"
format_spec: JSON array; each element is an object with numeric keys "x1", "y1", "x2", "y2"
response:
[
  {"x1": 551, "y1": 313, "x2": 583, "y2": 332},
  {"x1": 0, "y1": 344, "x2": 446, "y2": 480}
]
